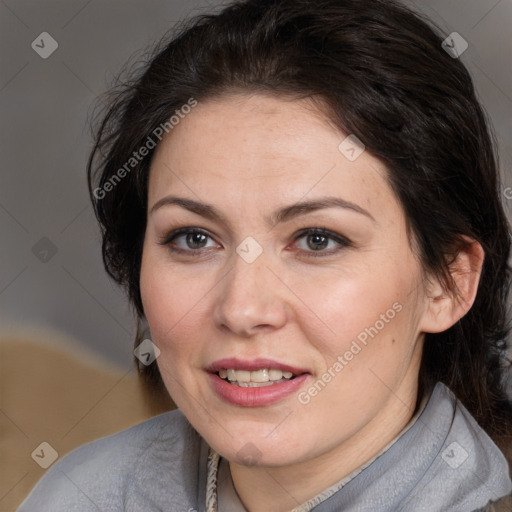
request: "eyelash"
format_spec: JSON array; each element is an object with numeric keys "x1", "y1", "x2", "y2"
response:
[{"x1": 158, "y1": 227, "x2": 352, "y2": 258}]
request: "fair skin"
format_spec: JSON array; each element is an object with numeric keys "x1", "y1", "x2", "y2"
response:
[{"x1": 140, "y1": 93, "x2": 483, "y2": 511}]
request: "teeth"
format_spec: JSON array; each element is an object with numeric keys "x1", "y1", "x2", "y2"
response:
[
  {"x1": 219, "y1": 368, "x2": 296, "y2": 385},
  {"x1": 234, "y1": 370, "x2": 251, "y2": 382},
  {"x1": 237, "y1": 380, "x2": 275, "y2": 387},
  {"x1": 251, "y1": 369, "x2": 269, "y2": 383},
  {"x1": 268, "y1": 369, "x2": 282, "y2": 380}
]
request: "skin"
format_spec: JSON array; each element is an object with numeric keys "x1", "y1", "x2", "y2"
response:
[{"x1": 140, "y1": 93, "x2": 483, "y2": 511}]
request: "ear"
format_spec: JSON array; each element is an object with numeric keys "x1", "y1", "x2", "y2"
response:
[{"x1": 420, "y1": 237, "x2": 485, "y2": 334}]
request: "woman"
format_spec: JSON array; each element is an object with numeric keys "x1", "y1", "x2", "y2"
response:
[{"x1": 18, "y1": 0, "x2": 512, "y2": 510}]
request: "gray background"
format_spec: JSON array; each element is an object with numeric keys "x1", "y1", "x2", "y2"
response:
[{"x1": 1, "y1": 0, "x2": 511, "y2": 370}]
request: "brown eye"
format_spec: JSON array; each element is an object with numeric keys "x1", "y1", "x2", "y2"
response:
[
  {"x1": 184, "y1": 232, "x2": 209, "y2": 249},
  {"x1": 159, "y1": 228, "x2": 219, "y2": 255},
  {"x1": 306, "y1": 233, "x2": 329, "y2": 251},
  {"x1": 293, "y1": 228, "x2": 352, "y2": 257}
]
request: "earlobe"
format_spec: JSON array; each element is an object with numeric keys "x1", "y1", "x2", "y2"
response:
[{"x1": 420, "y1": 237, "x2": 485, "y2": 334}]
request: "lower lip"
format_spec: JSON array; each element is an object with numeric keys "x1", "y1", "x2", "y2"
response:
[{"x1": 208, "y1": 372, "x2": 310, "y2": 407}]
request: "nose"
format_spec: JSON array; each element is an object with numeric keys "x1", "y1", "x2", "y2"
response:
[{"x1": 212, "y1": 249, "x2": 289, "y2": 338}]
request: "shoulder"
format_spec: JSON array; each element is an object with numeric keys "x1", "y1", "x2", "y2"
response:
[
  {"x1": 17, "y1": 409, "x2": 202, "y2": 512},
  {"x1": 401, "y1": 382, "x2": 512, "y2": 511}
]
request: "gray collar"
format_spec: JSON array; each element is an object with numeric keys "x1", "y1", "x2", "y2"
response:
[{"x1": 198, "y1": 382, "x2": 511, "y2": 511}]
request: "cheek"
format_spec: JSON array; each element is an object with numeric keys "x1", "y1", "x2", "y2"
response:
[
  {"x1": 295, "y1": 259, "x2": 421, "y2": 374},
  {"x1": 140, "y1": 251, "x2": 194, "y2": 347},
  {"x1": 139, "y1": 255, "x2": 208, "y2": 401}
]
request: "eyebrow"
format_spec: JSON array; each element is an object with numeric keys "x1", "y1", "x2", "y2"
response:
[{"x1": 150, "y1": 195, "x2": 376, "y2": 226}]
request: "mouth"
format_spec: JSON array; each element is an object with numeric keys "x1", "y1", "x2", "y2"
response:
[
  {"x1": 206, "y1": 358, "x2": 310, "y2": 406},
  {"x1": 216, "y1": 368, "x2": 298, "y2": 387}
]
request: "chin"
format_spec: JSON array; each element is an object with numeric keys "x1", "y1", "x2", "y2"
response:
[{"x1": 208, "y1": 430, "x2": 304, "y2": 467}]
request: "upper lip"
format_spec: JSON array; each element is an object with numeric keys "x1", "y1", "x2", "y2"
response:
[{"x1": 207, "y1": 357, "x2": 309, "y2": 375}]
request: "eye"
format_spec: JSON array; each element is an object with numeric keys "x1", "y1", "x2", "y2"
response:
[
  {"x1": 159, "y1": 228, "x2": 219, "y2": 255},
  {"x1": 292, "y1": 228, "x2": 351, "y2": 257}
]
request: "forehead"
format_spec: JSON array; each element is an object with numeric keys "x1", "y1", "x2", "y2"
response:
[
  {"x1": 155, "y1": 94, "x2": 355, "y2": 164},
  {"x1": 148, "y1": 93, "x2": 399, "y2": 223}
]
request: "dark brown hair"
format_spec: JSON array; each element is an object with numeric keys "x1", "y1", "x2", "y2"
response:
[{"x1": 87, "y1": 0, "x2": 512, "y2": 445}]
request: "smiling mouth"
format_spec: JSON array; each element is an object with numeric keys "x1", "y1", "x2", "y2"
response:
[{"x1": 217, "y1": 368, "x2": 299, "y2": 387}]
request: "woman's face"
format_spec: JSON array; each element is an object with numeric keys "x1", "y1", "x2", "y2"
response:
[{"x1": 140, "y1": 93, "x2": 432, "y2": 468}]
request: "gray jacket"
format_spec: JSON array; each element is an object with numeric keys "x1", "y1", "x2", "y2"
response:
[{"x1": 17, "y1": 382, "x2": 512, "y2": 511}]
